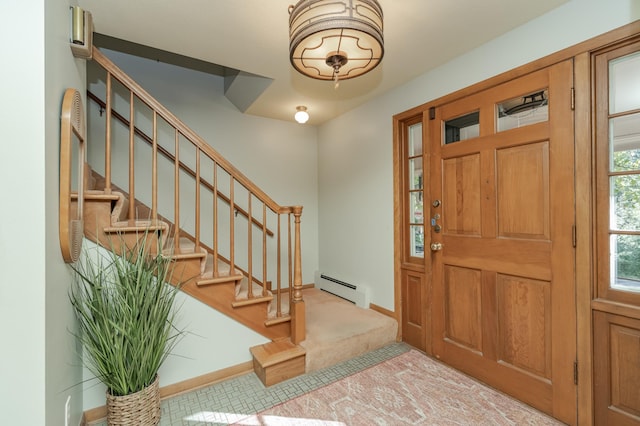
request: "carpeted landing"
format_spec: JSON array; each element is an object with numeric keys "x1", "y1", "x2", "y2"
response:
[{"x1": 299, "y1": 288, "x2": 398, "y2": 372}]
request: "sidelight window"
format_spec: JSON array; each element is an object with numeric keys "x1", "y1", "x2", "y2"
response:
[
  {"x1": 407, "y1": 122, "x2": 424, "y2": 258},
  {"x1": 607, "y1": 53, "x2": 640, "y2": 293}
]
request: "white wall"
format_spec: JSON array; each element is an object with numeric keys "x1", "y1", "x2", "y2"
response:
[
  {"x1": 0, "y1": 1, "x2": 47, "y2": 424},
  {"x1": 82, "y1": 51, "x2": 319, "y2": 410},
  {"x1": 45, "y1": 2, "x2": 88, "y2": 425},
  {"x1": 0, "y1": 0, "x2": 86, "y2": 425},
  {"x1": 317, "y1": 0, "x2": 640, "y2": 311}
]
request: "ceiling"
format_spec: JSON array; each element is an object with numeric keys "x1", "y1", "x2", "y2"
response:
[{"x1": 78, "y1": 0, "x2": 569, "y2": 125}]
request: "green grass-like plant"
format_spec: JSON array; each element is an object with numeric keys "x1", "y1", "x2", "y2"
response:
[{"x1": 70, "y1": 234, "x2": 183, "y2": 397}]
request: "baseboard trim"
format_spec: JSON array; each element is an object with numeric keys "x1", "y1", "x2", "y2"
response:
[
  {"x1": 82, "y1": 361, "x2": 253, "y2": 425},
  {"x1": 369, "y1": 303, "x2": 401, "y2": 341},
  {"x1": 369, "y1": 302, "x2": 395, "y2": 319}
]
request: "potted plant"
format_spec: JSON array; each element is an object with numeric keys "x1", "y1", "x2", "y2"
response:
[{"x1": 70, "y1": 234, "x2": 183, "y2": 425}]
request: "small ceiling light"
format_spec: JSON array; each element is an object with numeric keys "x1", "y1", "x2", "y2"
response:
[
  {"x1": 294, "y1": 106, "x2": 310, "y2": 124},
  {"x1": 288, "y1": 0, "x2": 384, "y2": 86}
]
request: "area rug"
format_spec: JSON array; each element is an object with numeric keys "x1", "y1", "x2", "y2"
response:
[{"x1": 234, "y1": 350, "x2": 563, "y2": 425}]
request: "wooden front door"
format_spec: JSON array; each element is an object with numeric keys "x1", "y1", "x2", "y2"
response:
[
  {"x1": 593, "y1": 40, "x2": 640, "y2": 426},
  {"x1": 429, "y1": 60, "x2": 577, "y2": 424}
]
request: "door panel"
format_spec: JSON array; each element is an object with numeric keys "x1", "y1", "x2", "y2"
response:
[
  {"x1": 496, "y1": 273, "x2": 551, "y2": 378},
  {"x1": 401, "y1": 269, "x2": 426, "y2": 351},
  {"x1": 430, "y1": 60, "x2": 576, "y2": 424},
  {"x1": 595, "y1": 312, "x2": 640, "y2": 425},
  {"x1": 444, "y1": 265, "x2": 482, "y2": 352},
  {"x1": 496, "y1": 142, "x2": 549, "y2": 239},
  {"x1": 442, "y1": 154, "x2": 481, "y2": 235}
]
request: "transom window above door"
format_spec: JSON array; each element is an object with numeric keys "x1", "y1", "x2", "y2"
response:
[{"x1": 443, "y1": 88, "x2": 550, "y2": 145}]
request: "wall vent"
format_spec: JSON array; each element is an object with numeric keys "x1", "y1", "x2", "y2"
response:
[{"x1": 314, "y1": 271, "x2": 370, "y2": 308}]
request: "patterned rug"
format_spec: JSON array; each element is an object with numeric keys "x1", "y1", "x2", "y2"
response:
[{"x1": 234, "y1": 350, "x2": 563, "y2": 425}]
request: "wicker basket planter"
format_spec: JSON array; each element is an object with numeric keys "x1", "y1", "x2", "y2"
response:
[{"x1": 106, "y1": 375, "x2": 161, "y2": 426}]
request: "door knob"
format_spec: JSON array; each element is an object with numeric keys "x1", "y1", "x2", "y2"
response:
[{"x1": 430, "y1": 242, "x2": 443, "y2": 251}]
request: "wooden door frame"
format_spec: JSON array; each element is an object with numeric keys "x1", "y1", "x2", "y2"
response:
[
  {"x1": 393, "y1": 109, "x2": 431, "y2": 351},
  {"x1": 393, "y1": 21, "x2": 640, "y2": 426}
]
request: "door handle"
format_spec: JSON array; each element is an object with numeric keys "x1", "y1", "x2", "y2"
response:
[{"x1": 430, "y1": 242, "x2": 443, "y2": 251}]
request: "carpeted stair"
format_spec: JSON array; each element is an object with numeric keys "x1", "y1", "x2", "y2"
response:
[{"x1": 299, "y1": 288, "x2": 398, "y2": 372}]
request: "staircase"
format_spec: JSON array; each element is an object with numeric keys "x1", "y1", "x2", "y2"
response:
[{"x1": 67, "y1": 46, "x2": 307, "y2": 385}]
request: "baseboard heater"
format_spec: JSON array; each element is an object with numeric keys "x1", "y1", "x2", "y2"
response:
[{"x1": 314, "y1": 271, "x2": 370, "y2": 308}]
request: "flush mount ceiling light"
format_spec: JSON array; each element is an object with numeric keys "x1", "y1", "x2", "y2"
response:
[
  {"x1": 288, "y1": 0, "x2": 384, "y2": 86},
  {"x1": 294, "y1": 106, "x2": 310, "y2": 123}
]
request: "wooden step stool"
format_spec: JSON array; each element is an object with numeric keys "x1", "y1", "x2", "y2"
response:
[{"x1": 250, "y1": 340, "x2": 306, "y2": 386}]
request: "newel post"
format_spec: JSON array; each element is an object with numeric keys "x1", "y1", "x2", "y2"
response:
[{"x1": 291, "y1": 206, "x2": 305, "y2": 344}]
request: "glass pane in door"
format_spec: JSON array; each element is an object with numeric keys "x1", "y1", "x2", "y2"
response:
[
  {"x1": 444, "y1": 111, "x2": 479, "y2": 144},
  {"x1": 410, "y1": 191, "x2": 424, "y2": 224},
  {"x1": 611, "y1": 234, "x2": 640, "y2": 292},
  {"x1": 610, "y1": 51, "x2": 640, "y2": 114},
  {"x1": 610, "y1": 113, "x2": 640, "y2": 172},
  {"x1": 610, "y1": 175, "x2": 640, "y2": 231},
  {"x1": 409, "y1": 158, "x2": 423, "y2": 190},
  {"x1": 409, "y1": 123, "x2": 423, "y2": 156},
  {"x1": 410, "y1": 225, "x2": 424, "y2": 257},
  {"x1": 497, "y1": 89, "x2": 549, "y2": 132}
]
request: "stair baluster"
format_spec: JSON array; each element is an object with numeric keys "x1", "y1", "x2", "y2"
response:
[{"x1": 81, "y1": 46, "x2": 305, "y2": 344}]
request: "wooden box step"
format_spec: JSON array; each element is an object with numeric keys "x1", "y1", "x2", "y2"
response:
[{"x1": 250, "y1": 341, "x2": 306, "y2": 386}]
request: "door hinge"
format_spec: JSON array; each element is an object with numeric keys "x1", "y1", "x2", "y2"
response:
[
  {"x1": 574, "y1": 361, "x2": 578, "y2": 385},
  {"x1": 570, "y1": 87, "x2": 575, "y2": 110},
  {"x1": 429, "y1": 106, "x2": 436, "y2": 120},
  {"x1": 572, "y1": 224, "x2": 577, "y2": 248}
]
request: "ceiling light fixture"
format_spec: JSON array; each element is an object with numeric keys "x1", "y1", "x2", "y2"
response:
[
  {"x1": 288, "y1": 0, "x2": 384, "y2": 87},
  {"x1": 294, "y1": 106, "x2": 310, "y2": 123}
]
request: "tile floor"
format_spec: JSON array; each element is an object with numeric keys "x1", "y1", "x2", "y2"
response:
[{"x1": 90, "y1": 343, "x2": 410, "y2": 425}]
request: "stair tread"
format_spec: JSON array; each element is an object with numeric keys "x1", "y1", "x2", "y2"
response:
[
  {"x1": 264, "y1": 315, "x2": 291, "y2": 327},
  {"x1": 71, "y1": 190, "x2": 121, "y2": 201},
  {"x1": 250, "y1": 341, "x2": 305, "y2": 368},
  {"x1": 164, "y1": 237, "x2": 206, "y2": 257},
  {"x1": 201, "y1": 254, "x2": 243, "y2": 279},
  {"x1": 105, "y1": 220, "x2": 166, "y2": 232},
  {"x1": 232, "y1": 295, "x2": 273, "y2": 308},
  {"x1": 197, "y1": 274, "x2": 244, "y2": 286},
  {"x1": 236, "y1": 279, "x2": 270, "y2": 299}
]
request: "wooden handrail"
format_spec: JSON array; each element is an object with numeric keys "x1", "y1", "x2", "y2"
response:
[
  {"x1": 92, "y1": 47, "x2": 287, "y2": 214},
  {"x1": 86, "y1": 90, "x2": 274, "y2": 237},
  {"x1": 90, "y1": 46, "x2": 304, "y2": 343}
]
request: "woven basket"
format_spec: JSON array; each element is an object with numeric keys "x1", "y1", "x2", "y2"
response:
[{"x1": 106, "y1": 375, "x2": 160, "y2": 426}]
